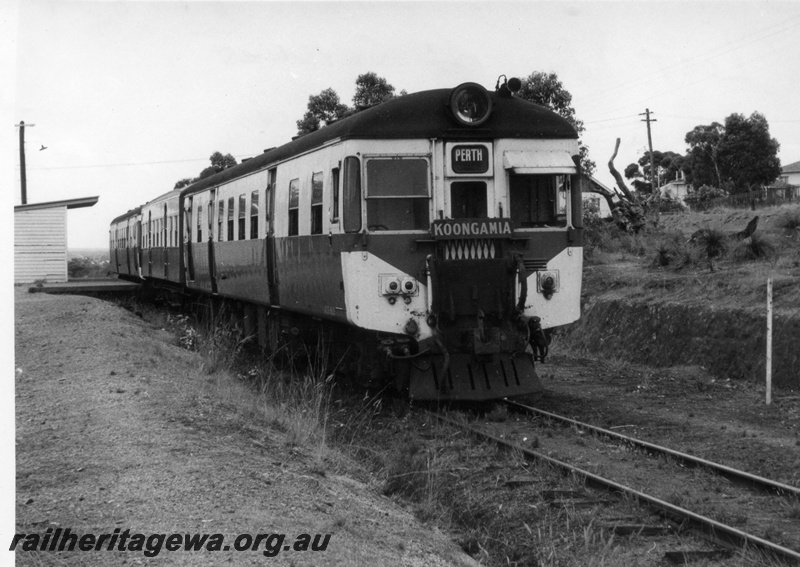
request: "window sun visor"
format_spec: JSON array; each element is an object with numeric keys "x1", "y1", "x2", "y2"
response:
[{"x1": 502, "y1": 151, "x2": 577, "y2": 175}]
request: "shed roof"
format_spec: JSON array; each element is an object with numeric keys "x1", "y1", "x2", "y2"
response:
[{"x1": 15, "y1": 196, "x2": 98, "y2": 212}]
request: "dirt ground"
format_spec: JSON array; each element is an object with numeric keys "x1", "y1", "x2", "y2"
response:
[{"x1": 12, "y1": 289, "x2": 478, "y2": 566}]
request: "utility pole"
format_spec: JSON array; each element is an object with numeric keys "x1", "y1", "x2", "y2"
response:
[
  {"x1": 640, "y1": 109, "x2": 657, "y2": 191},
  {"x1": 15, "y1": 121, "x2": 35, "y2": 205}
]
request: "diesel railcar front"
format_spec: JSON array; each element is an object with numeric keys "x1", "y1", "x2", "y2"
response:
[{"x1": 110, "y1": 78, "x2": 584, "y2": 401}]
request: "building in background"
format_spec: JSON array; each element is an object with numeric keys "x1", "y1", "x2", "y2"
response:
[
  {"x1": 778, "y1": 160, "x2": 800, "y2": 186},
  {"x1": 14, "y1": 197, "x2": 99, "y2": 284},
  {"x1": 659, "y1": 171, "x2": 692, "y2": 204}
]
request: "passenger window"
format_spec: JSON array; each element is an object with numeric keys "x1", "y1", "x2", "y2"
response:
[
  {"x1": 218, "y1": 200, "x2": 225, "y2": 241},
  {"x1": 207, "y1": 203, "x2": 213, "y2": 241},
  {"x1": 509, "y1": 174, "x2": 569, "y2": 228},
  {"x1": 365, "y1": 158, "x2": 429, "y2": 230},
  {"x1": 227, "y1": 197, "x2": 234, "y2": 240},
  {"x1": 342, "y1": 157, "x2": 361, "y2": 233},
  {"x1": 267, "y1": 168, "x2": 276, "y2": 222},
  {"x1": 311, "y1": 172, "x2": 323, "y2": 235},
  {"x1": 288, "y1": 179, "x2": 300, "y2": 236},
  {"x1": 331, "y1": 167, "x2": 340, "y2": 222},
  {"x1": 197, "y1": 205, "x2": 203, "y2": 242},
  {"x1": 251, "y1": 190, "x2": 259, "y2": 239},
  {"x1": 238, "y1": 194, "x2": 246, "y2": 240}
]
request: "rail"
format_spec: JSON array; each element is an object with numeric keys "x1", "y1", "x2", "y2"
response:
[
  {"x1": 504, "y1": 399, "x2": 800, "y2": 498},
  {"x1": 431, "y1": 410, "x2": 800, "y2": 565}
]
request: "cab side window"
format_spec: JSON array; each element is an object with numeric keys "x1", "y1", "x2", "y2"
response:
[
  {"x1": 342, "y1": 157, "x2": 361, "y2": 233},
  {"x1": 509, "y1": 174, "x2": 568, "y2": 228}
]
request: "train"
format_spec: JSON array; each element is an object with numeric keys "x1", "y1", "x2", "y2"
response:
[{"x1": 110, "y1": 77, "x2": 584, "y2": 401}]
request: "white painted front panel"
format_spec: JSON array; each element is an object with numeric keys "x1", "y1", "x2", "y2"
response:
[{"x1": 340, "y1": 251, "x2": 432, "y2": 340}]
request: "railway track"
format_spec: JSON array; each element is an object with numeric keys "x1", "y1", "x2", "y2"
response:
[
  {"x1": 429, "y1": 403, "x2": 800, "y2": 565},
  {"x1": 504, "y1": 399, "x2": 800, "y2": 499}
]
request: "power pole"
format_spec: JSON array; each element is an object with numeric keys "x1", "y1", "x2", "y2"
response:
[
  {"x1": 640, "y1": 109, "x2": 657, "y2": 191},
  {"x1": 15, "y1": 120, "x2": 35, "y2": 205}
]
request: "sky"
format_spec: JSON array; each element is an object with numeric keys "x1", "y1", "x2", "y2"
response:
[{"x1": 5, "y1": 0, "x2": 800, "y2": 252}]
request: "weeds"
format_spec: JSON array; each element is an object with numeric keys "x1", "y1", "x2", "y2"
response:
[
  {"x1": 732, "y1": 232, "x2": 778, "y2": 262},
  {"x1": 166, "y1": 306, "x2": 335, "y2": 454},
  {"x1": 775, "y1": 209, "x2": 800, "y2": 239}
]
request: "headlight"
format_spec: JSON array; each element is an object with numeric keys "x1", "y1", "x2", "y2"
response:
[{"x1": 449, "y1": 83, "x2": 493, "y2": 126}]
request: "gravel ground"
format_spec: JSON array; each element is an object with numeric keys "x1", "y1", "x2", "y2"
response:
[{"x1": 12, "y1": 289, "x2": 478, "y2": 567}]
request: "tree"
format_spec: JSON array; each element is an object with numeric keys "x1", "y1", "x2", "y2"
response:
[
  {"x1": 174, "y1": 151, "x2": 238, "y2": 189},
  {"x1": 352, "y1": 72, "x2": 396, "y2": 111},
  {"x1": 625, "y1": 150, "x2": 685, "y2": 193},
  {"x1": 198, "y1": 151, "x2": 238, "y2": 180},
  {"x1": 683, "y1": 113, "x2": 780, "y2": 193},
  {"x1": 717, "y1": 112, "x2": 781, "y2": 193},
  {"x1": 295, "y1": 73, "x2": 402, "y2": 136},
  {"x1": 684, "y1": 122, "x2": 724, "y2": 188},
  {"x1": 296, "y1": 88, "x2": 352, "y2": 135},
  {"x1": 516, "y1": 71, "x2": 596, "y2": 176},
  {"x1": 210, "y1": 151, "x2": 237, "y2": 171}
]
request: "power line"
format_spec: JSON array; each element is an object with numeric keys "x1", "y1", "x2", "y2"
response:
[
  {"x1": 22, "y1": 154, "x2": 255, "y2": 171},
  {"x1": 580, "y1": 15, "x2": 800, "y2": 112}
]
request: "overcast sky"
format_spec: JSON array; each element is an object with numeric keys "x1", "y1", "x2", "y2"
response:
[{"x1": 7, "y1": 1, "x2": 800, "y2": 249}]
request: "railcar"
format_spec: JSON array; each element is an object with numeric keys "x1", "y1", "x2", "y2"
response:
[{"x1": 110, "y1": 78, "x2": 584, "y2": 401}]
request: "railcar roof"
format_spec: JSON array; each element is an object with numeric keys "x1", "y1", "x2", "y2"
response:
[
  {"x1": 182, "y1": 87, "x2": 578, "y2": 197},
  {"x1": 141, "y1": 187, "x2": 182, "y2": 208},
  {"x1": 110, "y1": 206, "x2": 142, "y2": 225}
]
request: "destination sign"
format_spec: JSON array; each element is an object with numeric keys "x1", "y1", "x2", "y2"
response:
[
  {"x1": 451, "y1": 145, "x2": 489, "y2": 174},
  {"x1": 431, "y1": 218, "x2": 513, "y2": 240}
]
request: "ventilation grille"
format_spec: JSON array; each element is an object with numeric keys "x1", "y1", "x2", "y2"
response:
[
  {"x1": 443, "y1": 239, "x2": 497, "y2": 260},
  {"x1": 523, "y1": 257, "x2": 548, "y2": 271}
]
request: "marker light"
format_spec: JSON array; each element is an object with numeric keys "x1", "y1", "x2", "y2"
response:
[{"x1": 401, "y1": 278, "x2": 417, "y2": 294}]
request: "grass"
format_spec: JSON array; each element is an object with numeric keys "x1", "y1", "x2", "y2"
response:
[
  {"x1": 775, "y1": 209, "x2": 800, "y2": 239},
  {"x1": 164, "y1": 305, "x2": 335, "y2": 454},
  {"x1": 582, "y1": 203, "x2": 800, "y2": 313}
]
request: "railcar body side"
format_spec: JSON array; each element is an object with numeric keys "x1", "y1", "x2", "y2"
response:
[
  {"x1": 111, "y1": 81, "x2": 584, "y2": 401},
  {"x1": 141, "y1": 188, "x2": 182, "y2": 284},
  {"x1": 109, "y1": 207, "x2": 141, "y2": 279}
]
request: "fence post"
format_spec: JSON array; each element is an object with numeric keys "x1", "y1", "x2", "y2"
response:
[{"x1": 766, "y1": 278, "x2": 773, "y2": 405}]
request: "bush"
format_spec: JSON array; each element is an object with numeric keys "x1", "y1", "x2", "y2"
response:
[
  {"x1": 775, "y1": 209, "x2": 800, "y2": 239},
  {"x1": 67, "y1": 257, "x2": 111, "y2": 279},
  {"x1": 692, "y1": 228, "x2": 728, "y2": 259},
  {"x1": 685, "y1": 185, "x2": 728, "y2": 205},
  {"x1": 732, "y1": 233, "x2": 777, "y2": 262}
]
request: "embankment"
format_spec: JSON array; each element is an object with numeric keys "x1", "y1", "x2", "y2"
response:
[{"x1": 566, "y1": 297, "x2": 799, "y2": 388}]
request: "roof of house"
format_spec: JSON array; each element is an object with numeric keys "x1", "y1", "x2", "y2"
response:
[
  {"x1": 584, "y1": 176, "x2": 614, "y2": 194},
  {"x1": 14, "y1": 196, "x2": 98, "y2": 212},
  {"x1": 782, "y1": 160, "x2": 800, "y2": 174}
]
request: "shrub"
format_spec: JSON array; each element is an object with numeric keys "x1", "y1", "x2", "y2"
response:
[
  {"x1": 68, "y1": 257, "x2": 111, "y2": 279},
  {"x1": 732, "y1": 233, "x2": 777, "y2": 262},
  {"x1": 383, "y1": 441, "x2": 437, "y2": 502},
  {"x1": 684, "y1": 185, "x2": 728, "y2": 205},
  {"x1": 692, "y1": 228, "x2": 728, "y2": 259},
  {"x1": 775, "y1": 209, "x2": 800, "y2": 239}
]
